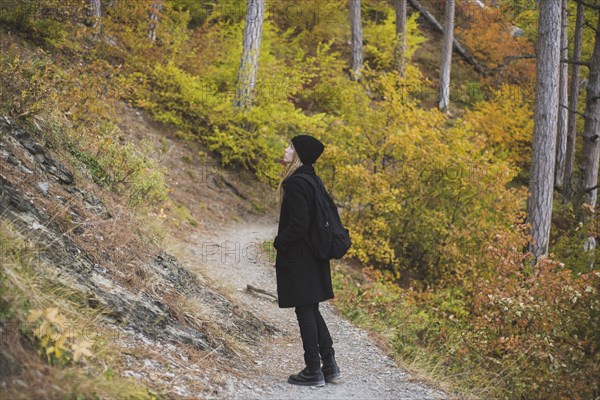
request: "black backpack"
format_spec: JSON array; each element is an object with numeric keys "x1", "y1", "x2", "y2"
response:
[{"x1": 294, "y1": 173, "x2": 352, "y2": 261}]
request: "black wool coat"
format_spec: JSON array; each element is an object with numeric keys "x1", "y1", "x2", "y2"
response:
[{"x1": 273, "y1": 164, "x2": 334, "y2": 308}]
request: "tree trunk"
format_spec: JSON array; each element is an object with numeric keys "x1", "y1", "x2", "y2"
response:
[
  {"x1": 438, "y1": 0, "x2": 455, "y2": 112},
  {"x1": 349, "y1": 0, "x2": 363, "y2": 81},
  {"x1": 564, "y1": 2, "x2": 586, "y2": 203},
  {"x1": 148, "y1": 1, "x2": 163, "y2": 42},
  {"x1": 407, "y1": 0, "x2": 485, "y2": 74},
  {"x1": 577, "y1": 11, "x2": 600, "y2": 223},
  {"x1": 233, "y1": 0, "x2": 266, "y2": 109},
  {"x1": 555, "y1": 0, "x2": 569, "y2": 191},
  {"x1": 394, "y1": 0, "x2": 407, "y2": 77},
  {"x1": 87, "y1": 0, "x2": 101, "y2": 38},
  {"x1": 577, "y1": 10, "x2": 600, "y2": 270},
  {"x1": 527, "y1": 0, "x2": 562, "y2": 262}
]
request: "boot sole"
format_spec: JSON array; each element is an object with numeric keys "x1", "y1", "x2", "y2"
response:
[
  {"x1": 287, "y1": 377, "x2": 326, "y2": 387},
  {"x1": 324, "y1": 372, "x2": 341, "y2": 383}
]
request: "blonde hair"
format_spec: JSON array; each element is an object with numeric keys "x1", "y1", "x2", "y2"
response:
[{"x1": 277, "y1": 152, "x2": 303, "y2": 211}]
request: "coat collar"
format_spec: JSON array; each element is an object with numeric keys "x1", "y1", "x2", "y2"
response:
[
  {"x1": 291, "y1": 163, "x2": 315, "y2": 176},
  {"x1": 282, "y1": 164, "x2": 316, "y2": 187}
]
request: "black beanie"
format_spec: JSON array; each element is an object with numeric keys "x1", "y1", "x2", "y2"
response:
[{"x1": 291, "y1": 135, "x2": 325, "y2": 164}]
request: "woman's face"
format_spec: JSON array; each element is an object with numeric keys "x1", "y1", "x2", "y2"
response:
[{"x1": 283, "y1": 144, "x2": 296, "y2": 164}]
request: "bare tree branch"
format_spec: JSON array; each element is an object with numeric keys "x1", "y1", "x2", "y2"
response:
[
  {"x1": 246, "y1": 284, "x2": 277, "y2": 301},
  {"x1": 488, "y1": 55, "x2": 535, "y2": 73},
  {"x1": 562, "y1": 58, "x2": 591, "y2": 67},
  {"x1": 489, "y1": 55, "x2": 535, "y2": 87},
  {"x1": 572, "y1": 0, "x2": 600, "y2": 11},
  {"x1": 584, "y1": 21, "x2": 600, "y2": 32},
  {"x1": 560, "y1": 103, "x2": 586, "y2": 118}
]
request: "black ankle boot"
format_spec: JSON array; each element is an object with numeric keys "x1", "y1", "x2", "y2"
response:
[
  {"x1": 287, "y1": 366, "x2": 326, "y2": 387},
  {"x1": 321, "y1": 351, "x2": 341, "y2": 382}
]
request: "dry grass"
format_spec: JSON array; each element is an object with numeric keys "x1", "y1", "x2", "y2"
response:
[
  {"x1": 0, "y1": 221, "x2": 157, "y2": 400},
  {"x1": 102, "y1": 338, "x2": 212, "y2": 399},
  {"x1": 0, "y1": 197, "x2": 260, "y2": 400},
  {"x1": 169, "y1": 293, "x2": 252, "y2": 360},
  {"x1": 34, "y1": 180, "x2": 167, "y2": 296}
]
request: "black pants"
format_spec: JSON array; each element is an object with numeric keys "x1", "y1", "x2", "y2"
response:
[{"x1": 294, "y1": 303, "x2": 334, "y2": 371}]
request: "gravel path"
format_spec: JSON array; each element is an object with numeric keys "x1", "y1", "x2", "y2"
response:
[{"x1": 184, "y1": 215, "x2": 450, "y2": 399}]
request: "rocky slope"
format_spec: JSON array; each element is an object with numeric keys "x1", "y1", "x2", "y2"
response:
[{"x1": 0, "y1": 115, "x2": 276, "y2": 399}]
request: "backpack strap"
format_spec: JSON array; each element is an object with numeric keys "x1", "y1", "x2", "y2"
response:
[{"x1": 295, "y1": 173, "x2": 338, "y2": 205}]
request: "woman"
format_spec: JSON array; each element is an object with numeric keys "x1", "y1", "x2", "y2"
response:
[{"x1": 273, "y1": 134, "x2": 341, "y2": 387}]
